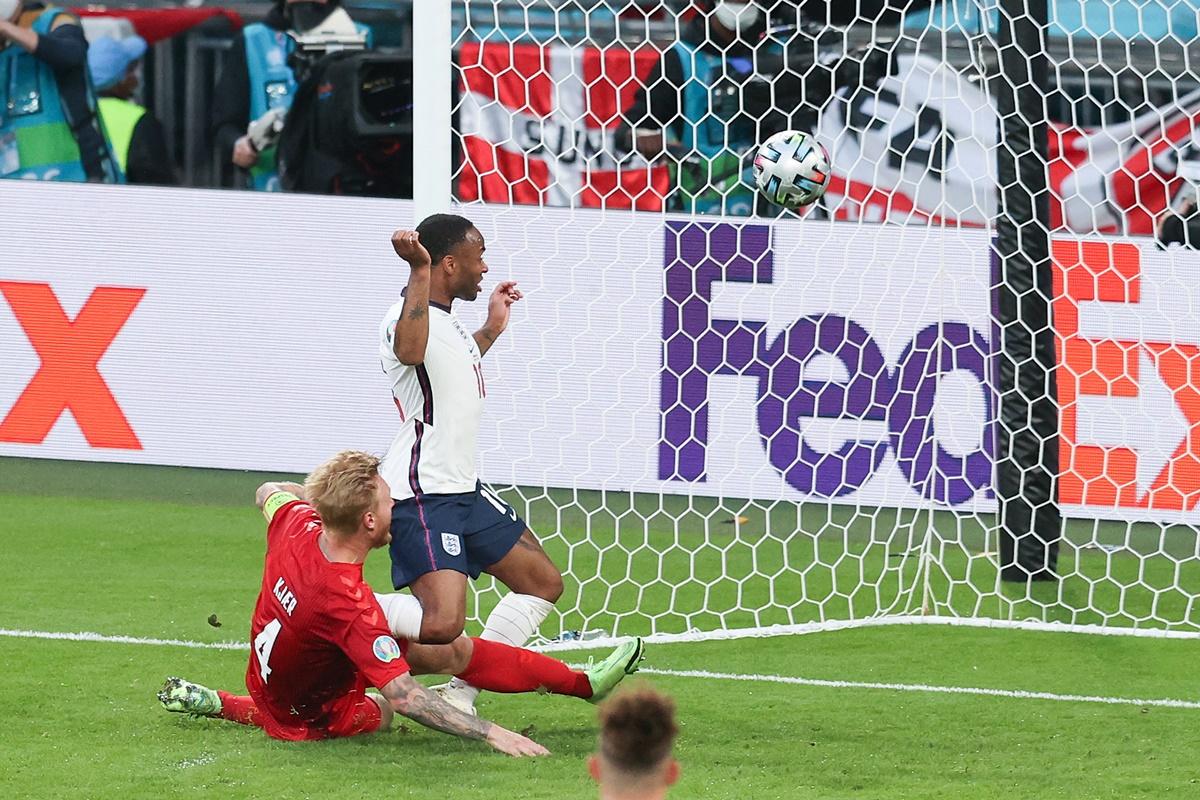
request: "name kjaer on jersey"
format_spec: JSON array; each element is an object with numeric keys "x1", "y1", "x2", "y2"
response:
[{"x1": 272, "y1": 577, "x2": 297, "y2": 616}]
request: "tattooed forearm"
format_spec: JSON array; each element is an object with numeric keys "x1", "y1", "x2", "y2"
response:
[
  {"x1": 407, "y1": 304, "x2": 427, "y2": 320},
  {"x1": 383, "y1": 676, "x2": 494, "y2": 741},
  {"x1": 473, "y1": 326, "x2": 499, "y2": 356}
]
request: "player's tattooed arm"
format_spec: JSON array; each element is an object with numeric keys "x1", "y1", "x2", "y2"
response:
[
  {"x1": 383, "y1": 674, "x2": 492, "y2": 740},
  {"x1": 390, "y1": 229, "x2": 433, "y2": 365},
  {"x1": 472, "y1": 325, "x2": 498, "y2": 355},
  {"x1": 380, "y1": 675, "x2": 549, "y2": 757}
]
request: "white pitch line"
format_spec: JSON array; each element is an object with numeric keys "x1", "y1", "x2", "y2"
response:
[
  {"x1": 3, "y1": 627, "x2": 1196, "y2": 710},
  {"x1": 635, "y1": 667, "x2": 1200, "y2": 710},
  {"x1": 0, "y1": 628, "x2": 247, "y2": 651}
]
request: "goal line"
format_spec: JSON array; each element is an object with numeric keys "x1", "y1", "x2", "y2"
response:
[{"x1": 1, "y1": 624, "x2": 1196, "y2": 710}]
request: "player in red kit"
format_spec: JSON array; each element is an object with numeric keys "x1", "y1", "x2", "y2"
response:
[{"x1": 158, "y1": 450, "x2": 643, "y2": 754}]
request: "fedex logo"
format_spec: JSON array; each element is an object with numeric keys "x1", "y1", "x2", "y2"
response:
[
  {"x1": 658, "y1": 222, "x2": 1200, "y2": 516},
  {"x1": 0, "y1": 281, "x2": 144, "y2": 450},
  {"x1": 658, "y1": 221, "x2": 992, "y2": 506},
  {"x1": 1055, "y1": 242, "x2": 1200, "y2": 510}
]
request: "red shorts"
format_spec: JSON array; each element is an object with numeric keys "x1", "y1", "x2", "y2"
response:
[{"x1": 258, "y1": 675, "x2": 385, "y2": 742}]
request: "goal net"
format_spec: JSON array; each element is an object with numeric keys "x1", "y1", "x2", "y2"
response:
[{"x1": 423, "y1": 0, "x2": 1200, "y2": 643}]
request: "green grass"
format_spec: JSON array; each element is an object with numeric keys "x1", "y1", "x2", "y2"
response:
[{"x1": 1, "y1": 457, "x2": 1198, "y2": 799}]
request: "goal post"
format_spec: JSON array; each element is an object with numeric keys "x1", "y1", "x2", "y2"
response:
[
  {"x1": 992, "y1": 0, "x2": 1061, "y2": 582},
  {"x1": 411, "y1": 0, "x2": 454, "y2": 218},
  {"x1": 410, "y1": 0, "x2": 1200, "y2": 645}
]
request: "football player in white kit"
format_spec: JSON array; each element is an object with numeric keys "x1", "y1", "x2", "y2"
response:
[{"x1": 377, "y1": 214, "x2": 569, "y2": 715}]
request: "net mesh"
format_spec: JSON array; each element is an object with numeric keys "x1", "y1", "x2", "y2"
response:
[{"x1": 443, "y1": 0, "x2": 1200, "y2": 640}]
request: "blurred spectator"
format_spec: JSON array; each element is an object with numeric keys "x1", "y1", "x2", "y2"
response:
[
  {"x1": 0, "y1": 1, "x2": 120, "y2": 182},
  {"x1": 209, "y1": 0, "x2": 372, "y2": 192},
  {"x1": 589, "y1": 687, "x2": 680, "y2": 800},
  {"x1": 1157, "y1": 145, "x2": 1200, "y2": 249},
  {"x1": 620, "y1": 1, "x2": 771, "y2": 214},
  {"x1": 89, "y1": 35, "x2": 177, "y2": 186}
]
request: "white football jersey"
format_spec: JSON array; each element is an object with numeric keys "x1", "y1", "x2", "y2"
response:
[{"x1": 379, "y1": 298, "x2": 486, "y2": 500}]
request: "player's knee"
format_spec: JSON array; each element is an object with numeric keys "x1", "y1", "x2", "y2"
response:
[
  {"x1": 447, "y1": 635, "x2": 474, "y2": 673},
  {"x1": 537, "y1": 570, "x2": 565, "y2": 604},
  {"x1": 420, "y1": 614, "x2": 465, "y2": 645}
]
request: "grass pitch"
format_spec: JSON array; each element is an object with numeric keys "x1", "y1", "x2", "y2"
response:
[{"x1": 1, "y1": 457, "x2": 1197, "y2": 799}]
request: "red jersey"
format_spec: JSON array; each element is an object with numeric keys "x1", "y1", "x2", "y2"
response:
[{"x1": 245, "y1": 496, "x2": 410, "y2": 738}]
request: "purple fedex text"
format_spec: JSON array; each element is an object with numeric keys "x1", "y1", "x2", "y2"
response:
[{"x1": 658, "y1": 221, "x2": 994, "y2": 506}]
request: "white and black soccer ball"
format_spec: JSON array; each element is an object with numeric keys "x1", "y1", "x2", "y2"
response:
[{"x1": 752, "y1": 130, "x2": 831, "y2": 210}]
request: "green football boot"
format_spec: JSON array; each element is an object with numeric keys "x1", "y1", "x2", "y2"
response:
[
  {"x1": 158, "y1": 676, "x2": 222, "y2": 717},
  {"x1": 585, "y1": 637, "x2": 645, "y2": 704}
]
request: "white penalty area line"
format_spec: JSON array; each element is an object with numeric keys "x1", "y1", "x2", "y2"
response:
[{"x1": 3, "y1": 627, "x2": 1197, "y2": 710}]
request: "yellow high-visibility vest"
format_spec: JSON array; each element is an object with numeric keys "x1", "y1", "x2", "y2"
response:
[{"x1": 97, "y1": 97, "x2": 147, "y2": 174}]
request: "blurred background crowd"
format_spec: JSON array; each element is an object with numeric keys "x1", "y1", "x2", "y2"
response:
[{"x1": 4, "y1": 0, "x2": 1200, "y2": 242}]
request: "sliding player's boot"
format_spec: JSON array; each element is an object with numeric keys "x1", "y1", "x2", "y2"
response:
[
  {"x1": 430, "y1": 679, "x2": 478, "y2": 716},
  {"x1": 585, "y1": 637, "x2": 645, "y2": 704},
  {"x1": 158, "y1": 677, "x2": 222, "y2": 717}
]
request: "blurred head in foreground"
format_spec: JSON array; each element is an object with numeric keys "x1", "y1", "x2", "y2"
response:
[{"x1": 590, "y1": 687, "x2": 680, "y2": 799}]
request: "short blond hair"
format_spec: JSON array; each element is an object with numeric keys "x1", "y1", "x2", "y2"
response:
[
  {"x1": 304, "y1": 450, "x2": 382, "y2": 534},
  {"x1": 598, "y1": 687, "x2": 678, "y2": 775}
]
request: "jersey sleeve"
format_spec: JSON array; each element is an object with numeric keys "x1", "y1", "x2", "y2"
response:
[
  {"x1": 336, "y1": 600, "x2": 411, "y2": 690},
  {"x1": 264, "y1": 497, "x2": 321, "y2": 550}
]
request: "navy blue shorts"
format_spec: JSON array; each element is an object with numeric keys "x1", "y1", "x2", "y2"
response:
[{"x1": 389, "y1": 481, "x2": 528, "y2": 589}]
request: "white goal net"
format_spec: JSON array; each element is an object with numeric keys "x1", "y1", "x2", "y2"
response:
[{"x1": 420, "y1": 0, "x2": 1200, "y2": 642}]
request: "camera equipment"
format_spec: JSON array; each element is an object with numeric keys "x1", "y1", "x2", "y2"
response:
[
  {"x1": 285, "y1": 7, "x2": 368, "y2": 84},
  {"x1": 277, "y1": 49, "x2": 413, "y2": 197},
  {"x1": 251, "y1": 6, "x2": 413, "y2": 197}
]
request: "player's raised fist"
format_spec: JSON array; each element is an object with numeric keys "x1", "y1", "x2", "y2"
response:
[
  {"x1": 391, "y1": 229, "x2": 432, "y2": 268},
  {"x1": 487, "y1": 726, "x2": 550, "y2": 757}
]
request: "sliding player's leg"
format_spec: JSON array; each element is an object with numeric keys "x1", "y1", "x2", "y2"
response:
[
  {"x1": 405, "y1": 635, "x2": 645, "y2": 705},
  {"x1": 159, "y1": 676, "x2": 393, "y2": 740},
  {"x1": 321, "y1": 678, "x2": 392, "y2": 738},
  {"x1": 158, "y1": 677, "x2": 263, "y2": 728}
]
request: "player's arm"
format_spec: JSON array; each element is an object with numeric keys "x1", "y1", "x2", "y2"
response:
[
  {"x1": 390, "y1": 229, "x2": 433, "y2": 366},
  {"x1": 255, "y1": 481, "x2": 307, "y2": 520},
  {"x1": 378, "y1": 673, "x2": 548, "y2": 757},
  {"x1": 0, "y1": 11, "x2": 81, "y2": 59},
  {"x1": 473, "y1": 281, "x2": 523, "y2": 357}
]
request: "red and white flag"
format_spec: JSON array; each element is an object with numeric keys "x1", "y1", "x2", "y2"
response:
[
  {"x1": 820, "y1": 52, "x2": 1200, "y2": 235},
  {"x1": 458, "y1": 41, "x2": 671, "y2": 210}
]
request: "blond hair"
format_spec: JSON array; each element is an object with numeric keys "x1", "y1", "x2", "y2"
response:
[
  {"x1": 598, "y1": 687, "x2": 678, "y2": 775},
  {"x1": 304, "y1": 450, "x2": 382, "y2": 534}
]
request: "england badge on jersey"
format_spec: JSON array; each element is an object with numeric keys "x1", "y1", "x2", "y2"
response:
[{"x1": 441, "y1": 532, "x2": 462, "y2": 556}]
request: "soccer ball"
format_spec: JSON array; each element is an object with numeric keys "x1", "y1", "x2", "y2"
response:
[{"x1": 752, "y1": 130, "x2": 831, "y2": 210}]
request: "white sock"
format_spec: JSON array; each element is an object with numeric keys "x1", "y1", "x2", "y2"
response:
[
  {"x1": 446, "y1": 593, "x2": 556, "y2": 704},
  {"x1": 374, "y1": 592, "x2": 424, "y2": 641}
]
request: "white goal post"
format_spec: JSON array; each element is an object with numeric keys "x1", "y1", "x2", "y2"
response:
[{"x1": 410, "y1": 0, "x2": 1200, "y2": 645}]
